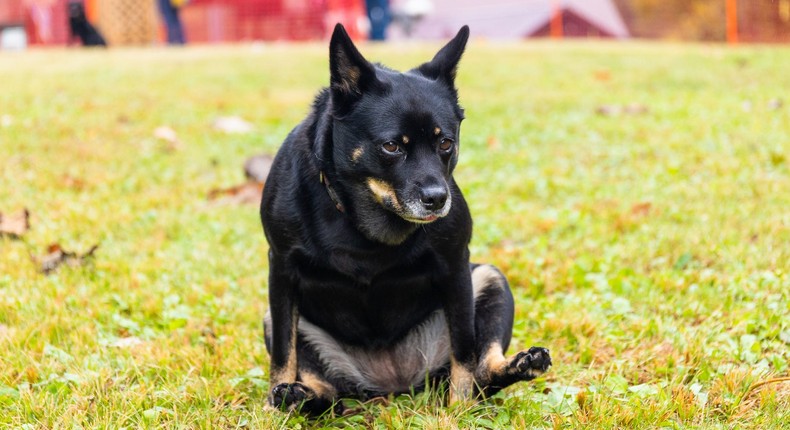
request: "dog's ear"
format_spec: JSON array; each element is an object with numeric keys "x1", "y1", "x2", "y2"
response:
[
  {"x1": 414, "y1": 26, "x2": 469, "y2": 87},
  {"x1": 329, "y1": 24, "x2": 381, "y2": 113}
]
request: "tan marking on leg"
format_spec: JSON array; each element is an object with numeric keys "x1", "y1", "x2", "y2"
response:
[
  {"x1": 402, "y1": 135, "x2": 409, "y2": 144},
  {"x1": 351, "y1": 147, "x2": 364, "y2": 162},
  {"x1": 269, "y1": 306, "x2": 299, "y2": 386},
  {"x1": 299, "y1": 370, "x2": 337, "y2": 400},
  {"x1": 367, "y1": 178, "x2": 402, "y2": 211},
  {"x1": 449, "y1": 357, "x2": 474, "y2": 404},
  {"x1": 476, "y1": 342, "x2": 509, "y2": 382}
]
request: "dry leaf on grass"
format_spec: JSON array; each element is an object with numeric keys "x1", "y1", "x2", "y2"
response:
[
  {"x1": 207, "y1": 182, "x2": 264, "y2": 206},
  {"x1": 243, "y1": 154, "x2": 274, "y2": 183},
  {"x1": 593, "y1": 69, "x2": 611, "y2": 82},
  {"x1": 212, "y1": 116, "x2": 254, "y2": 134},
  {"x1": 768, "y1": 98, "x2": 783, "y2": 110},
  {"x1": 62, "y1": 174, "x2": 86, "y2": 191},
  {"x1": 153, "y1": 126, "x2": 182, "y2": 151},
  {"x1": 0, "y1": 208, "x2": 30, "y2": 238},
  {"x1": 39, "y1": 243, "x2": 99, "y2": 274},
  {"x1": 207, "y1": 154, "x2": 273, "y2": 206},
  {"x1": 153, "y1": 126, "x2": 178, "y2": 142},
  {"x1": 109, "y1": 337, "x2": 143, "y2": 348},
  {"x1": 630, "y1": 202, "x2": 652, "y2": 216},
  {"x1": 486, "y1": 135, "x2": 501, "y2": 150},
  {"x1": 596, "y1": 103, "x2": 649, "y2": 116},
  {"x1": 596, "y1": 104, "x2": 619, "y2": 116}
]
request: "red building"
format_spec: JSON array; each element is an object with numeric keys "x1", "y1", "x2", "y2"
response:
[
  {"x1": 182, "y1": 0, "x2": 365, "y2": 43},
  {"x1": 0, "y1": 0, "x2": 365, "y2": 46}
]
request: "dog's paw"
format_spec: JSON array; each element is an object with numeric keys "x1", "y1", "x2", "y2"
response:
[
  {"x1": 268, "y1": 382, "x2": 315, "y2": 412},
  {"x1": 510, "y1": 346, "x2": 552, "y2": 380}
]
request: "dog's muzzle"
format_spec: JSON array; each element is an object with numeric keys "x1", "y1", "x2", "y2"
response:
[{"x1": 402, "y1": 187, "x2": 452, "y2": 224}]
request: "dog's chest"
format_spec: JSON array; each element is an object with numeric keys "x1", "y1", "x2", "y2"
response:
[{"x1": 293, "y1": 249, "x2": 441, "y2": 347}]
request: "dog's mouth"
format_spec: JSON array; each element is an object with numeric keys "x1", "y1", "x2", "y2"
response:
[
  {"x1": 402, "y1": 214, "x2": 439, "y2": 224},
  {"x1": 400, "y1": 195, "x2": 452, "y2": 224}
]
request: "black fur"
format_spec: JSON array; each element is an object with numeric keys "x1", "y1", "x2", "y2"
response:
[
  {"x1": 68, "y1": 1, "x2": 107, "y2": 47},
  {"x1": 260, "y1": 24, "x2": 550, "y2": 415}
]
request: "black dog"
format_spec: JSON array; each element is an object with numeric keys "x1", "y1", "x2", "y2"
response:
[
  {"x1": 68, "y1": 1, "x2": 107, "y2": 47},
  {"x1": 260, "y1": 24, "x2": 551, "y2": 415}
]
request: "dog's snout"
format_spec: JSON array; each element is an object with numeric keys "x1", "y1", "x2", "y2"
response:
[{"x1": 419, "y1": 186, "x2": 448, "y2": 210}]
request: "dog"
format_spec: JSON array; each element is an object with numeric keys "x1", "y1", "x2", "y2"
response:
[
  {"x1": 68, "y1": 1, "x2": 107, "y2": 47},
  {"x1": 260, "y1": 24, "x2": 551, "y2": 415}
]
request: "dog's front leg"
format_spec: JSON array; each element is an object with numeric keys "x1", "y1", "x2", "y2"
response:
[
  {"x1": 266, "y1": 252, "x2": 302, "y2": 410},
  {"x1": 437, "y1": 264, "x2": 477, "y2": 404}
]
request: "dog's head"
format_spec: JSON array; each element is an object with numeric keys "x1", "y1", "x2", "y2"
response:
[{"x1": 323, "y1": 24, "x2": 469, "y2": 243}]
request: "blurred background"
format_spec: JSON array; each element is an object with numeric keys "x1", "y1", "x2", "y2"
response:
[{"x1": 0, "y1": 0, "x2": 788, "y2": 49}]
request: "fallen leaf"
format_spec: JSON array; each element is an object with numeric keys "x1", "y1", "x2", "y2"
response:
[
  {"x1": 0, "y1": 208, "x2": 30, "y2": 238},
  {"x1": 212, "y1": 116, "x2": 254, "y2": 134},
  {"x1": 596, "y1": 105, "x2": 619, "y2": 116},
  {"x1": 593, "y1": 70, "x2": 611, "y2": 82},
  {"x1": 153, "y1": 125, "x2": 178, "y2": 143},
  {"x1": 630, "y1": 202, "x2": 652, "y2": 216},
  {"x1": 153, "y1": 126, "x2": 182, "y2": 151},
  {"x1": 243, "y1": 154, "x2": 274, "y2": 183},
  {"x1": 207, "y1": 182, "x2": 263, "y2": 206},
  {"x1": 486, "y1": 135, "x2": 501, "y2": 150},
  {"x1": 39, "y1": 243, "x2": 99, "y2": 274},
  {"x1": 596, "y1": 103, "x2": 649, "y2": 117},
  {"x1": 109, "y1": 337, "x2": 143, "y2": 348},
  {"x1": 62, "y1": 174, "x2": 86, "y2": 190},
  {"x1": 623, "y1": 103, "x2": 648, "y2": 115}
]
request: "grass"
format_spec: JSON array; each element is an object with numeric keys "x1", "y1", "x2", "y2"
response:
[{"x1": 1, "y1": 40, "x2": 789, "y2": 428}]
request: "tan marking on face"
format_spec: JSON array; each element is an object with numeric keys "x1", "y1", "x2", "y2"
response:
[
  {"x1": 367, "y1": 178, "x2": 402, "y2": 211},
  {"x1": 449, "y1": 357, "x2": 475, "y2": 404},
  {"x1": 351, "y1": 147, "x2": 364, "y2": 162},
  {"x1": 402, "y1": 135, "x2": 409, "y2": 144},
  {"x1": 434, "y1": 127, "x2": 441, "y2": 135},
  {"x1": 299, "y1": 371, "x2": 337, "y2": 399}
]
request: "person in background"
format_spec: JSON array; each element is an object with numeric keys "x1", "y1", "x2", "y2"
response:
[
  {"x1": 158, "y1": 0, "x2": 186, "y2": 44},
  {"x1": 365, "y1": 0, "x2": 390, "y2": 40},
  {"x1": 67, "y1": 0, "x2": 106, "y2": 46}
]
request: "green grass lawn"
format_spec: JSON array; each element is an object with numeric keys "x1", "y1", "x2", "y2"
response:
[{"x1": 1, "y1": 40, "x2": 789, "y2": 428}]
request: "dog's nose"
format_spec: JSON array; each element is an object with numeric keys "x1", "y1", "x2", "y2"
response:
[{"x1": 419, "y1": 186, "x2": 448, "y2": 211}]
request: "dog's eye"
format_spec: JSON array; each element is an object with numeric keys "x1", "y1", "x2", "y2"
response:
[
  {"x1": 382, "y1": 141, "x2": 401, "y2": 154},
  {"x1": 439, "y1": 138, "x2": 454, "y2": 152}
]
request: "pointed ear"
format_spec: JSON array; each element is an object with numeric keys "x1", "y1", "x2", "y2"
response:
[
  {"x1": 329, "y1": 24, "x2": 381, "y2": 112},
  {"x1": 414, "y1": 26, "x2": 470, "y2": 86}
]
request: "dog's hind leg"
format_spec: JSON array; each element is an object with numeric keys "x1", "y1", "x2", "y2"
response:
[{"x1": 470, "y1": 264, "x2": 552, "y2": 398}]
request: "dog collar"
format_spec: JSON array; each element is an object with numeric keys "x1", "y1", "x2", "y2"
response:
[{"x1": 319, "y1": 171, "x2": 345, "y2": 213}]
